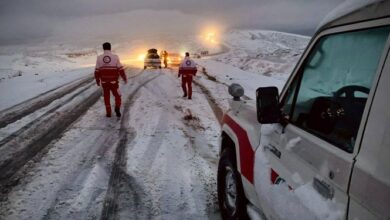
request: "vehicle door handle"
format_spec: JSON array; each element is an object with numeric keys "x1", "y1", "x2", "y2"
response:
[
  {"x1": 273, "y1": 129, "x2": 282, "y2": 135},
  {"x1": 264, "y1": 144, "x2": 281, "y2": 158},
  {"x1": 313, "y1": 177, "x2": 334, "y2": 199}
]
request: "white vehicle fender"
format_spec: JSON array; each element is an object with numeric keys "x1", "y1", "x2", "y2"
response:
[{"x1": 221, "y1": 123, "x2": 241, "y2": 171}]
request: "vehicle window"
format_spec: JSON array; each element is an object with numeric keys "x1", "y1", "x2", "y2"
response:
[{"x1": 287, "y1": 26, "x2": 390, "y2": 153}]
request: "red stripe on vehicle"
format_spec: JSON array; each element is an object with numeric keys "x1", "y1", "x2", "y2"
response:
[
  {"x1": 271, "y1": 169, "x2": 279, "y2": 184},
  {"x1": 270, "y1": 168, "x2": 293, "y2": 190},
  {"x1": 223, "y1": 114, "x2": 255, "y2": 184}
]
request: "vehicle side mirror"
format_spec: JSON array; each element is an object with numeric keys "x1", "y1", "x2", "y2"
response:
[{"x1": 256, "y1": 86, "x2": 281, "y2": 124}]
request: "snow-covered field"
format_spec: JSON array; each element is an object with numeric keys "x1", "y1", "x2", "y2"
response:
[
  {"x1": 0, "y1": 45, "x2": 97, "y2": 110},
  {"x1": 0, "y1": 29, "x2": 310, "y2": 219}
]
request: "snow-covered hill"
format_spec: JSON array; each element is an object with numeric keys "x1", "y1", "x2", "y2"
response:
[
  {"x1": 195, "y1": 30, "x2": 310, "y2": 101},
  {"x1": 214, "y1": 30, "x2": 310, "y2": 81}
]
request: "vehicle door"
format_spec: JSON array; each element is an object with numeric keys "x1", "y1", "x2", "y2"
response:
[{"x1": 257, "y1": 25, "x2": 390, "y2": 219}]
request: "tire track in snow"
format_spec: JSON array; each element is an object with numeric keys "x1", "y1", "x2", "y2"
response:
[
  {"x1": 169, "y1": 69, "x2": 222, "y2": 218},
  {"x1": 179, "y1": 127, "x2": 221, "y2": 219},
  {"x1": 0, "y1": 81, "x2": 96, "y2": 147},
  {"x1": 41, "y1": 126, "x2": 120, "y2": 220},
  {"x1": 100, "y1": 71, "x2": 162, "y2": 220},
  {"x1": 119, "y1": 69, "x2": 221, "y2": 219},
  {"x1": 168, "y1": 68, "x2": 223, "y2": 218},
  {"x1": 0, "y1": 75, "x2": 94, "y2": 129},
  {"x1": 42, "y1": 68, "x2": 150, "y2": 219},
  {"x1": 0, "y1": 86, "x2": 102, "y2": 183},
  {"x1": 0, "y1": 67, "x2": 140, "y2": 185},
  {"x1": 193, "y1": 80, "x2": 224, "y2": 125},
  {"x1": 0, "y1": 69, "x2": 146, "y2": 219},
  {"x1": 133, "y1": 79, "x2": 170, "y2": 175},
  {"x1": 115, "y1": 71, "x2": 197, "y2": 218}
]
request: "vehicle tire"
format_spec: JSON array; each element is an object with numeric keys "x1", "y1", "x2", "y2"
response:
[
  {"x1": 144, "y1": 66, "x2": 147, "y2": 69},
  {"x1": 218, "y1": 147, "x2": 249, "y2": 220}
]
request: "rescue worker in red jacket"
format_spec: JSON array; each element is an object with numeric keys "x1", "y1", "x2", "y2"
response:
[
  {"x1": 94, "y1": 42, "x2": 127, "y2": 117},
  {"x1": 178, "y1": 52, "x2": 197, "y2": 99},
  {"x1": 161, "y1": 50, "x2": 168, "y2": 68}
]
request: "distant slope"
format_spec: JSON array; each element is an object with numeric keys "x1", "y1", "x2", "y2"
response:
[{"x1": 213, "y1": 30, "x2": 310, "y2": 81}]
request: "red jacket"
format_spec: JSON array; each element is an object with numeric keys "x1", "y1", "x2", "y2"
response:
[{"x1": 94, "y1": 50, "x2": 127, "y2": 85}]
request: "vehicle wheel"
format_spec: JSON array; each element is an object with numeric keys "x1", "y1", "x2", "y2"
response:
[
  {"x1": 144, "y1": 66, "x2": 147, "y2": 69},
  {"x1": 218, "y1": 147, "x2": 249, "y2": 220}
]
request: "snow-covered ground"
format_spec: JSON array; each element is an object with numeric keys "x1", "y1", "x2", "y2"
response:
[
  {"x1": 0, "y1": 29, "x2": 310, "y2": 219},
  {"x1": 0, "y1": 45, "x2": 97, "y2": 110},
  {"x1": 0, "y1": 69, "x2": 221, "y2": 219}
]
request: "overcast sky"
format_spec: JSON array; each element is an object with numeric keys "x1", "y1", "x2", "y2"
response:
[{"x1": 0, "y1": 0, "x2": 344, "y2": 45}]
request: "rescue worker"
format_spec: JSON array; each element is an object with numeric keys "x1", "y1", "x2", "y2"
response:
[
  {"x1": 162, "y1": 50, "x2": 169, "y2": 68},
  {"x1": 178, "y1": 52, "x2": 197, "y2": 100},
  {"x1": 94, "y1": 42, "x2": 127, "y2": 117}
]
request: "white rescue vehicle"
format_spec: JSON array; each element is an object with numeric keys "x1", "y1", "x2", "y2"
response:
[{"x1": 218, "y1": 1, "x2": 390, "y2": 219}]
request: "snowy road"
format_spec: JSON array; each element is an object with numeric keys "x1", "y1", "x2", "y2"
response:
[{"x1": 0, "y1": 67, "x2": 222, "y2": 219}]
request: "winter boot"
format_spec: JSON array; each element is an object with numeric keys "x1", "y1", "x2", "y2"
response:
[
  {"x1": 115, "y1": 107, "x2": 121, "y2": 117},
  {"x1": 105, "y1": 105, "x2": 112, "y2": 118}
]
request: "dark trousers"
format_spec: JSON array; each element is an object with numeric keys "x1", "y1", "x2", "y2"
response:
[
  {"x1": 102, "y1": 82, "x2": 121, "y2": 114},
  {"x1": 181, "y1": 76, "x2": 193, "y2": 98}
]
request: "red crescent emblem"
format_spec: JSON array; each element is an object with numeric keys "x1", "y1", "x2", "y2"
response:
[{"x1": 103, "y1": 56, "x2": 111, "y2": 64}]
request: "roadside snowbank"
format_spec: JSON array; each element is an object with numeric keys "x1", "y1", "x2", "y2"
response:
[{"x1": 196, "y1": 59, "x2": 286, "y2": 100}]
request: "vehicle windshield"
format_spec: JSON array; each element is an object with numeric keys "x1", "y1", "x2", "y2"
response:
[{"x1": 283, "y1": 26, "x2": 390, "y2": 152}]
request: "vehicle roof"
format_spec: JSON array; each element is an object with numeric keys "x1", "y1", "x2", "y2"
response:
[
  {"x1": 317, "y1": 0, "x2": 390, "y2": 32},
  {"x1": 147, "y1": 48, "x2": 158, "y2": 54}
]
